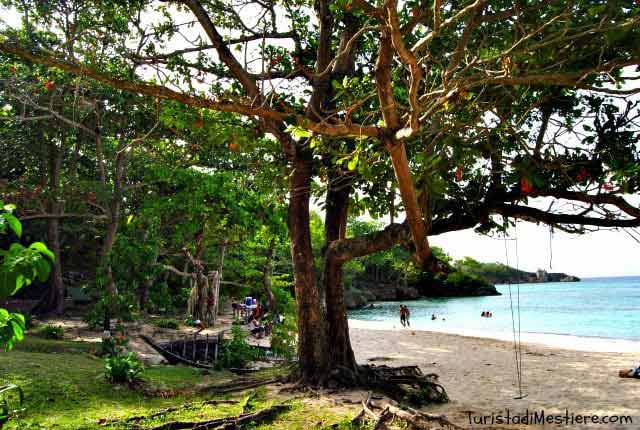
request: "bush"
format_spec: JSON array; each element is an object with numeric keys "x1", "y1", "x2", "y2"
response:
[
  {"x1": 217, "y1": 324, "x2": 263, "y2": 369},
  {"x1": 153, "y1": 318, "x2": 180, "y2": 329},
  {"x1": 84, "y1": 294, "x2": 137, "y2": 330},
  {"x1": 34, "y1": 324, "x2": 64, "y2": 340},
  {"x1": 269, "y1": 317, "x2": 297, "y2": 360},
  {"x1": 104, "y1": 352, "x2": 144, "y2": 384}
]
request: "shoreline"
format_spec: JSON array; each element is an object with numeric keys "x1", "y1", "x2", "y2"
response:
[{"x1": 348, "y1": 318, "x2": 640, "y2": 353}]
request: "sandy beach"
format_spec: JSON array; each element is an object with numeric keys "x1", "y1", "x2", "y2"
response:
[{"x1": 349, "y1": 320, "x2": 640, "y2": 429}]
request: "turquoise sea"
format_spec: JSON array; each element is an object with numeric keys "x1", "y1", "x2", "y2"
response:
[{"x1": 348, "y1": 276, "x2": 640, "y2": 343}]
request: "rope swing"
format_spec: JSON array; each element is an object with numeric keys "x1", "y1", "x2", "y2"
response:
[{"x1": 503, "y1": 219, "x2": 526, "y2": 399}]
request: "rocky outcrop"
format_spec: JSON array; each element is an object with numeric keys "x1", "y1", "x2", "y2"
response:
[{"x1": 346, "y1": 266, "x2": 500, "y2": 309}]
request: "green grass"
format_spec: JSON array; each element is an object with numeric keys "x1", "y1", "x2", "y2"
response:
[{"x1": 0, "y1": 338, "x2": 356, "y2": 430}]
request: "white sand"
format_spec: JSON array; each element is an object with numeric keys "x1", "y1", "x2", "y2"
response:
[{"x1": 349, "y1": 319, "x2": 640, "y2": 429}]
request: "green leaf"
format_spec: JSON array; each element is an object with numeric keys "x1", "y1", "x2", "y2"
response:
[
  {"x1": 29, "y1": 242, "x2": 55, "y2": 261},
  {"x1": 4, "y1": 214, "x2": 21, "y2": 238},
  {"x1": 34, "y1": 257, "x2": 51, "y2": 283},
  {"x1": 347, "y1": 154, "x2": 359, "y2": 171}
]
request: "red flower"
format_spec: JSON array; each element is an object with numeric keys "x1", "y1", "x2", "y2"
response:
[
  {"x1": 194, "y1": 118, "x2": 204, "y2": 128},
  {"x1": 455, "y1": 165, "x2": 464, "y2": 182},
  {"x1": 576, "y1": 167, "x2": 590, "y2": 183},
  {"x1": 228, "y1": 142, "x2": 239, "y2": 151},
  {"x1": 44, "y1": 80, "x2": 55, "y2": 91},
  {"x1": 520, "y1": 178, "x2": 533, "y2": 194},
  {"x1": 603, "y1": 183, "x2": 614, "y2": 191}
]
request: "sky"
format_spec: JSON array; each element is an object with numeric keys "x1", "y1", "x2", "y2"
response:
[
  {"x1": 429, "y1": 224, "x2": 639, "y2": 278},
  {"x1": 2, "y1": 4, "x2": 638, "y2": 278}
]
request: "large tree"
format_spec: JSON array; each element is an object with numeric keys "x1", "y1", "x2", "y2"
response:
[{"x1": 1, "y1": 0, "x2": 639, "y2": 384}]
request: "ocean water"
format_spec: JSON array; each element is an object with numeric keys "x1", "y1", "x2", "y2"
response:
[{"x1": 348, "y1": 276, "x2": 640, "y2": 344}]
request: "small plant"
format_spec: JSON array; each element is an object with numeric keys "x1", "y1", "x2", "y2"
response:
[
  {"x1": 269, "y1": 316, "x2": 297, "y2": 361},
  {"x1": 104, "y1": 352, "x2": 144, "y2": 384},
  {"x1": 217, "y1": 324, "x2": 264, "y2": 369},
  {"x1": 0, "y1": 384, "x2": 24, "y2": 427},
  {"x1": 153, "y1": 318, "x2": 180, "y2": 329},
  {"x1": 100, "y1": 333, "x2": 129, "y2": 357},
  {"x1": 34, "y1": 324, "x2": 64, "y2": 340}
]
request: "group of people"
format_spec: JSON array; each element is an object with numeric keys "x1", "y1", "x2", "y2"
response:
[
  {"x1": 231, "y1": 296, "x2": 272, "y2": 339},
  {"x1": 481, "y1": 311, "x2": 493, "y2": 318},
  {"x1": 399, "y1": 305, "x2": 411, "y2": 327}
]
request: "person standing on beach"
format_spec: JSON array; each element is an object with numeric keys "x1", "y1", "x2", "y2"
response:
[
  {"x1": 404, "y1": 306, "x2": 411, "y2": 327},
  {"x1": 399, "y1": 305, "x2": 406, "y2": 327}
]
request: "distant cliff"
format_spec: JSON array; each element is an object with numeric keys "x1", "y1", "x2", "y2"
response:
[
  {"x1": 344, "y1": 263, "x2": 501, "y2": 310},
  {"x1": 453, "y1": 257, "x2": 580, "y2": 284}
]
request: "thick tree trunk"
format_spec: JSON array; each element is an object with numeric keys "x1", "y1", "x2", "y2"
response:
[
  {"x1": 322, "y1": 172, "x2": 357, "y2": 373},
  {"x1": 288, "y1": 154, "x2": 328, "y2": 384}
]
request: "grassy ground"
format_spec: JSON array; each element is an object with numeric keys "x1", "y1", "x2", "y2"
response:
[{"x1": 0, "y1": 337, "x2": 356, "y2": 430}]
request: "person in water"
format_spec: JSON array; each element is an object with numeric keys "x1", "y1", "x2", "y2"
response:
[
  {"x1": 431, "y1": 314, "x2": 436, "y2": 320},
  {"x1": 399, "y1": 305, "x2": 406, "y2": 327},
  {"x1": 404, "y1": 305, "x2": 411, "y2": 327}
]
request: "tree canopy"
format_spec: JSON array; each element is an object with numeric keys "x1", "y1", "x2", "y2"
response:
[{"x1": 0, "y1": 0, "x2": 638, "y2": 384}]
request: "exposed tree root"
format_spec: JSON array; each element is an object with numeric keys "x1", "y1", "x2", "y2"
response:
[
  {"x1": 148, "y1": 404, "x2": 291, "y2": 430},
  {"x1": 329, "y1": 364, "x2": 448, "y2": 407},
  {"x1": 198, "y1": 377, "x2": 282, "y2": 394},
  {"x1": 98, "y1": 399, "x2": 238, "y2": 426},
  {"x1": 352, "y1": 398, "x2": 463, "y2": 430}
]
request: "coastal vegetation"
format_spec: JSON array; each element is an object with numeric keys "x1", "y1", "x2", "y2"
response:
[{"x1": 0, "y1": 0, "x2": 639, "y2": 428}]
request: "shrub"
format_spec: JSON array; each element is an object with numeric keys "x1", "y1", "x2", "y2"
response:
[
  {"x1": 104, "y1": 352, "x2": 144, "y2": 383},
  {"x1": 34, "y1": 324, "x2": 64, "y2": 340},
  {"x1": 153, "y1": 318, "x2": 180, "y2": 329},
  {"x1": 84, "y1": 294, "x2": 137, "y2": 330},
  {"x1": 100, "y1": 333, "x2": 129, "y2": 357},
  {"x1": 217, "y1": 324, "x2": 263, "y2": 369}
]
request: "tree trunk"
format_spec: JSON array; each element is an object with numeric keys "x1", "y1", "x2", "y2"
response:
[
  {"x1": 385, "y1": 137, "x2": 433, "y2": 270},
  {"x1": 34, "y1": 143, "x2": 64, "y2": 315},
  {"x1": 99, "y1": 141, "x2": 126, "y2": 297},
  {"x1": 322, "y1": 171, "x2": 357, "y2": 373},
  {"x1": 288, "y1": 154, "x2": 328, "y2": 384},
  {"x1": 262, "y1": 237, "x2": 277, "y2": 313}
]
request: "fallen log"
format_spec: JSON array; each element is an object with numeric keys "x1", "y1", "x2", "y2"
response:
[{"x1": 149, "y1": 404, "x2": 291, "y2": 430}]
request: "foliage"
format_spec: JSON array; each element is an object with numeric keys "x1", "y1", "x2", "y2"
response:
[
  {"x1": 0, "y1": 384, "x2": 24, "y2": 428},
  {"x1": 84, "y1": 294, "x2": 137, "y2": 330},
  {"x1": 268, "y1": 287, "x2": 297, "y2": 360},
  {"x1": 217, "y1": 324, "x2": 264, "y2": 369},
  {"x1": 33, "y1": 324, "x2": 64, "y2": 340},
  {"x1": 269, "y1": 316, "x2": 297, "y2": 361},
  {"x1": 454, "y1": 257, "x2": 530, "y2": 283},
  {"x1": 104, "y1": 352, "x2": 144, "y2": 384},
  {"x1": 0, "y1": 203, "x2": 52, "y2": 351}
]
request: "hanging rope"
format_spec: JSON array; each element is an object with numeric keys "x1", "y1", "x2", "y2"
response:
[
  {"x1": 549, "y1": 225, "x2": 554, "y2": 270},
  {"x1": 503, "y1": 220, "x2": 525, "y2": 399},
  {"x1": 514, "y1": 221, "x2": 525, "y2": 399}
]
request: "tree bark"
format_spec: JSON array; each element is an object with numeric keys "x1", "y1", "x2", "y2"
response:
[
  {"x1": 322, "y1": 171, "x2": 357, "y2": 373},
  {"x1": 385, "y1": 137, "x2": 433, "y2": 270},
  {"x1": 287, "y1": 153, "x2": 328, "y2": 384},
  {"x1": 262, "y1": 237, "x2": 277, "y2": 313},
  {"x1": 34, "y1": 141, "x2": 64, "y2": 315}
]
